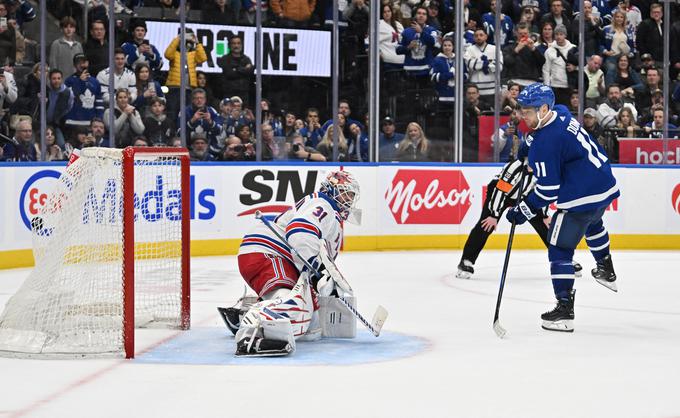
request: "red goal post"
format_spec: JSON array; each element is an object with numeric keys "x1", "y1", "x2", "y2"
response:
[{"x1": 122, "y1": 147, "x2": 191, "y2": 358}]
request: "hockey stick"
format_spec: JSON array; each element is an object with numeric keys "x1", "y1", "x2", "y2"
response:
[
  {"x1": 255, "y1": 211, "x2": 388, "y2": 337},
  {"x1": 493, "y1": 165, "x2": 529, "y2": 339}
]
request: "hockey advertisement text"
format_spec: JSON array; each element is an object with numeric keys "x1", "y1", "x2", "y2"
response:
[
  {"x1": 385, "y1": 169, "x2": 472, "y2": 224},
  {"x1": 19, "y1": 169, "x2": 215, "y2": 231},
  {"x1": 618, "y1": 139, "x2": 680, "y2": 164},
  {"x1": 238, "y1": 169, "x2": 320, "y2": 216}
]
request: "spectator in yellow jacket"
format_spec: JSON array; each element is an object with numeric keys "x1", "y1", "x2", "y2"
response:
[{"x1": 164, "y1": 28, "x2": 208, "y2": 120}]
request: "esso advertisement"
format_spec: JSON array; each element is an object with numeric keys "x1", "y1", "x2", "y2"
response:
[
  {"x1": 18, "y1": 169, "x2": 216, "y2": 231},
  {"x1": 237, "y1": 169, "x2": 324, "y2": 217},
  {"x1": 19, "y1": 170, "x2": 63, "y2": 230},
  {"x1": 385, "y1": 169, "x2": 472, "y2": 224}
]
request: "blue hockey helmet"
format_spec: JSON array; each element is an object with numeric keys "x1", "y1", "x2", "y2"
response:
[{"x1": 517, "y1": 83, "x2": 555, "y2": 111}]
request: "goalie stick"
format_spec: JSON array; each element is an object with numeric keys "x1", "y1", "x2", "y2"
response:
[
  {"x1": 255, "y1": 211, "x2": 388, "y2": 337},
  {"x1": 493, "y1": 163, "x2": 530, "y2": 339}
]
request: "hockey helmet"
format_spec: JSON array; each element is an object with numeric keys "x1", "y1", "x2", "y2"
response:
[
  {"x1": 517, "y1": 83, "x2": 555, "y2": 111},
  {"x1": 320, "y1": 170, "x2": 360, "y2": 222}
]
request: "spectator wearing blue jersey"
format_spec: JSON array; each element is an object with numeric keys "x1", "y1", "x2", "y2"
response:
[
  {"x1": 63, "y1": 53, "x2": 104, "y2": 142},
  {"x1": 396, "y1": 6, "x2": 440, "y2": 87},
  {"x1": 4, "y1": 0, "x2": 35, "y2": 30},
  {"x1": 321, "y1": 100, "x2": 362, "y2": 138},
  {"x1": 507, "y1": 83, "x2": 620, "y2": 332},
  {"x1": 183, "y1": 88, "x2": 223, "y2": 156},
  {"x1": 430, "y1": 37, "x2": 456, "y2": 105},
  {"x1": 379, "y1": 117, "x2": 404, "y2": 162},
  {"x1": 121, "y1": 20, "x2": 162, "y2": 75},
  {"x1": 482, "y1": 0, "x2": 514, "y2": 47}
]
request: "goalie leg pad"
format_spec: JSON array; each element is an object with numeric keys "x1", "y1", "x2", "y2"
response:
[{"x1": 319, "y1": 296, "x2": 357, "y2": 338}]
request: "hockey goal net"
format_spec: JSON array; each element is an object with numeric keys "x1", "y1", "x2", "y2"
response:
[{"x1": 0, "y1": 147, "x2": 190, "y2": 359}]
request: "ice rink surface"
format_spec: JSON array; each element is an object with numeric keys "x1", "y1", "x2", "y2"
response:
[{"x1": 1, "y1": 249, "x2": 679, "y2": 418}]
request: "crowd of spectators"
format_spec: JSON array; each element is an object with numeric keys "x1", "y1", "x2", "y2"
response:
[{"x1": 1, "y1": 0, "x2": 680, "y2": 163}]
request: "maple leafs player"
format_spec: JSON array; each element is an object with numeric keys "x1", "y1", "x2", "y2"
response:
[
  {"x1": 456, "y1": 145, "x2": 583, "y2": 280},
  {"x1": 506, "y1": 83, "x2": 619, "y2": 332},
  {"x1": 227, "y1": 171, "x2": 360, "y2": 356}
]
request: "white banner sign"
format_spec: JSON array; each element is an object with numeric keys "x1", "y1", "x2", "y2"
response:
[{"x1": 146, "y1": 21, "x2": 331, "y2": 77}]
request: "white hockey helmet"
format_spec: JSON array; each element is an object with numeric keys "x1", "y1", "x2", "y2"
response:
[{"x1": 319, "y1": 170, "x2": 361, "y2": 222}]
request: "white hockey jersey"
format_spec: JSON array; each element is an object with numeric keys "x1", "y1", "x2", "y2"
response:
[{"x1": 238, "y1": 192, "x2": 344, "y2": 273}]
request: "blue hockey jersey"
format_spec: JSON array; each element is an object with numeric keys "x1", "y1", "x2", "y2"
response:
[
  {"x1": 397, "y1": 25, "x2": 440, "y2": 76},
  {"x1": 525, "y1": 105, "x2": 620, "y2": 212}
]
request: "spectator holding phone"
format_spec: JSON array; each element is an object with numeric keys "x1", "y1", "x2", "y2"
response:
[
  {"x1": 64, "y1": 53, "x2": 104, "y2": 142},
  {"x1": 183, "y1": 88, "x2": 222, "y2": 155},
  {"x1": 122, "y1": 20, "x2": 162, "y2": 74},
  {"x1": 133, "y1": 63, "x2": 164, "y2": 117},
  {"x1": 503, "y1": 22, "x2": 545, "y2": 88}
]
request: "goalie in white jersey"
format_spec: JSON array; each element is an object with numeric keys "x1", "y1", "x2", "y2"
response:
[{"x1": 226, "y1": 170, "x2": 360, "y2": 356}]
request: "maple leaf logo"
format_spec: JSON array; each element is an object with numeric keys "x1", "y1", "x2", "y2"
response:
[{"x1": 80, "y1": 89, "x2": 95, "y2": 109}]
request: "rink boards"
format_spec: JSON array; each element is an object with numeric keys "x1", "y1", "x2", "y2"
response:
[{"x1": 1, "y1": 162, "x2": 679, "y2": 269}]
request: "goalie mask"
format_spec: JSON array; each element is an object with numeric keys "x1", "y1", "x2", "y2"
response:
[{"x1": 320, "y1": 170, "x2": 361, "y2": 224}]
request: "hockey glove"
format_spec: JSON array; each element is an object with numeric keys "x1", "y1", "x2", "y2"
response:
[{"x1": 505, "y1": 201, "x2": 536, "y2": 225}]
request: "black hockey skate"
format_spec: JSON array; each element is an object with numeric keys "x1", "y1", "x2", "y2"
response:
[
  {"x1": 541, "y1": 290, "x2": 575, "y2": 332},
  {"x1": 235, "y1": 336, "x2": 293, "y2": 357},
  {"x1": 456, "y1": 260, "x2": 474, "y2": 279},
  {"x1": 592, "y1": 255, "x2": 617, "y2": 292}
]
